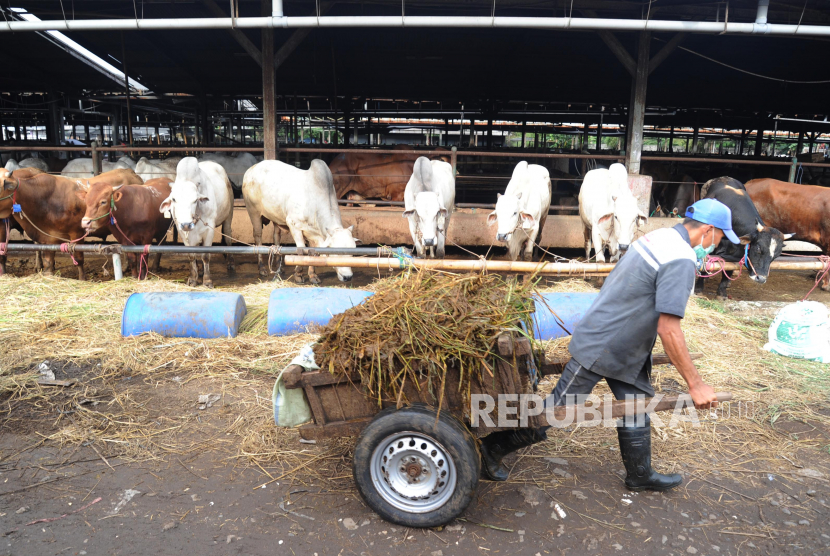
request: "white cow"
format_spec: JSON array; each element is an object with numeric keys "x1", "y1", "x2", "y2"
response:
[
  {"x1": 579, "y1": 163, "x2": 648, "y2": 262},
  {"x1": 4, "y1": 158, "x2": 49, "y2": 172},
  {"x1": 135, "y1": 157, "x2": 179, "y2": 182},
  {"x1": 488, "y1": 161, "x2": 552, "y2": 261},
  {"x1": 199, "y1": 152, "x2": 258, "y2": 188},
  {"x1": 159, "y1": 157, "x2": 235, "y2": 288},
  {"x1": 402, "y1": 157, "x2": 455, "y2": 259},
  {"x1": 242, "y1": 159, "x2": 358, "y2": 284},
  {"x1": 61, "y1": 156, "x2": 136, "y2": 179}
]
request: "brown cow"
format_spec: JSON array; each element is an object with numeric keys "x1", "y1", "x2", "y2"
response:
[
  {"x1": 82, "y1": 168, "x2": 144, "y2": 188},
  {"x1": 330, "y1": 146, "x2": 449, "y2": 201},
  {"x1": 1, "y1": 170, "x2": 93, "y2": 279},
  {"x1": 78, "y1": 178, "x2": 172, "y2": 279},
  {"x1": 0, "y1": 167, "x2": 44, "y2": 275},
  {"x1": 745, "y1": 178, "x2": 830, "y2": 290}
]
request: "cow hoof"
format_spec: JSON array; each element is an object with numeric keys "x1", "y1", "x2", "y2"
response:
[
  {"x1": 292, "y1": 274, "x2": 305, "y2": 285},
  {"x1": 227, "y1": 265, "x2": 236, "y2": 275},
  {"x1": 822, "y1": 283, "x2": 830, "y2": 292},
  {"x1": 309, "y1": 274, "x2": 321, "y2": 285},
  {"x1": 259, "y1": 268, "x2": 269, "y2": 278},
  {"x1": 716, "y1": 295, "x2": 728, "y2": 302},
  {"x1": 203, "y1": 279, "x2": 214, "y2": 289},
  {"x1": 186, "y1": 277, "x2": 199, "y2": 287}
]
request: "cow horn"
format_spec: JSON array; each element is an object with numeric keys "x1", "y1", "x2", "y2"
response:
[
  {"x1": 755, "y1": 219, "x2": 765, "y2": 233},
  {"x1": 112, "y1": 185, "x2": 123, "y2": 191}
]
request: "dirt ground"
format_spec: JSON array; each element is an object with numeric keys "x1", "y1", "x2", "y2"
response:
[{"x1": 2, "y1": 251, "x2": 830, "y2": 556}]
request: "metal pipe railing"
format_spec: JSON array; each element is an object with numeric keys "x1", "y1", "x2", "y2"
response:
[
  {"x1": 2, "y1": 15, "x2": 830, "y2": 37},
  {"x1": 1, "y1": 243, "x2": 825, "y2": 277}
]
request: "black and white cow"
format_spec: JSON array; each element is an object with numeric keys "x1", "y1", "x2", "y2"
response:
[{"x1": 697, "y1": 176, "x2": 792, "y2": 300}]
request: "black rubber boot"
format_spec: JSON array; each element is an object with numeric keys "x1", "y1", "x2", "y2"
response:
[
  {"x1": 617, "y1": 425, "x2": 682, "y2": 491},
  {"x1": 480, "y1": 428, "x2": 547, "y2": 481}
]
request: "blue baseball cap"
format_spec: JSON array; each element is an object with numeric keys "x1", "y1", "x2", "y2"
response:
[{"x1": 685, "y1": 199, "x2": 740, "y2": 244}]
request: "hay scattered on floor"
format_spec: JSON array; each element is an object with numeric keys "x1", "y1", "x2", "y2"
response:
[{"x1": 313, "y1": 270, "x2": 538, "y2": 417}]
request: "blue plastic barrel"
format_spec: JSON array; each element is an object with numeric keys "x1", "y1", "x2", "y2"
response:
[
  {"x1": 122, "y1": 292, "x2": 247, "y2": 338},
  {"x1": 532, "y1": 292, "x2": 598, "y2": 340},
  {"x1": 267, "y1": 288, "x2": 374, "y2": 335},
  {"x1": 265, "y1": 287, "x2": 597, "y2": 340}
]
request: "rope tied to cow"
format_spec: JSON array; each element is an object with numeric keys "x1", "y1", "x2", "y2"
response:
[
  {"x1": 696, "y1": 244, "x2": 751, "y2": 280},
  {"x1": 780, "y1": 252, "x2": 830, "y2": 301},
  {"x1": 267, "y1": 245, "x2": 283, "y2": 278}
]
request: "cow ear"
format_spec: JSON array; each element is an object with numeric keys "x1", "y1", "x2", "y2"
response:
[
  {"x1": 402, "y1": 209, "x2": 415, "y2": 218},
  {"x1": 346, "y1": 225, "x2": 354, "y2": 233},
  {"x1": 520, "y1": 212, "x2": 534, "y2": 228},
  {"x1": 198, "y1": 196, "x2": 209, "y2": 203},
  {"x1": 515, "y1": 192, "x2": 522, "y2": 200},
  {"x1": 638, "y1": 211, "x2": 648, "y2": 226},
  {"x1": 159, "y1": 196, "x2": 173, "y2": 213},
  {"x1": 113, "y1": 191, "x2": 123, "y2": 203},
  {"x1": 354, "y1": 237, "x2": 363, "y2": 244},
  {"x1": 783, "y1": 233, "x2": 795, "y2": 240},
  {"x1": 74, "y1": 189, "x2": 88, "y2": 201},
  {"x1": 487, "y1": 211, "x2": 497, "y2": 226},
  {"x1": 439, "y1": 208, "x2": 448, "y2": 217},
  {"x1": 739, "y1": 234, "x2": 752, "y2": 245}
]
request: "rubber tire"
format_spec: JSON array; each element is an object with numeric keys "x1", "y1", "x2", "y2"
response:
[{"x1": 352, "y1": 404, "x2": 480, "y2": 528}]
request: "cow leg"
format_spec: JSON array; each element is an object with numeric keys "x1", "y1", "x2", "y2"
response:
[
  {"x1": 436, "y1": 225, "x2": 447, "y2": 259},
  {"x1": 271, "y1": 226, "x2": 284, "y2": 280},
  {"x1": 522, "y1": 232, "x2": 536, "y2": 262},
  {"x1": 34, "y1": 251, "x2": 43, "y2": 272},
  {"x1": 222, "y1": 217, "x2": 235, "y2": 275},
  {"x1": 716, "y1": 272, "x2": 731, "y2": 301},
  {"x1": 75, "y1": 251, "x2": 85, "y2": 281},
  {"x1": 187, "y1": 254, "x2": 199, "y2": 287},
  {"x1": 583, "y1": 225, "x2": 592, "y2": 261},
  {"x1": 150, "y1": 253, "x2": 162, "y2": 272},
  {"x1": 288, "y1": 227, "x2": 307, "y2": 284},
  {"x1": 250, "y1": 213, "x2": 267, "y2": 277},
  {"x1": 202, "y1": 229, "x2": 216, "y2": 288},
  {"x1": 130, "y1": 253, "x2": 140, "y2": 279},
  {"x1": 822, "y1": 267, "x2": 830, "y2": 292},
  {"x1": 591, "y1": 229, "x2": 606, "y2": 263},
  {"x1": 42, "y1": 250, "x2": 55, "y2": 275},
  {"x1": 407, "y1": 219, "x2": 425, "y2": 258},
  {"x1": 694, "y1": 277, "x2": 705, "y2": 294}
]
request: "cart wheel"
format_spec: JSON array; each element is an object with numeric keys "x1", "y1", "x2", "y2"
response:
[{"x1": 352, "y1": 404, "x2": 480, "y2": 528}]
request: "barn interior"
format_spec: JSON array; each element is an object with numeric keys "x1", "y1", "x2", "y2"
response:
[{"x1": 2, "y1": 0, "x2": 830, "y2": 204}]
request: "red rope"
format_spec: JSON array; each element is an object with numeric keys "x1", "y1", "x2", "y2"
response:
[
  {"x1": 782, "y1": 253, "x2": 830, "y2": 301},
  {"x1": 59, "y1": 230, "x2": 89, "y2": 266},
  {"x1": 110, "y1": 215, "x2": 152, "y2": 280}
]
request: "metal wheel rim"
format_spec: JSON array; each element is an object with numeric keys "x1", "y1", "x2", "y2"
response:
[{"x1": 369, "y1": 430, "x2": 458, "y2": 514}]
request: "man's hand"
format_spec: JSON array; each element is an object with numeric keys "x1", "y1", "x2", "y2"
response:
[
  {"x1": 657, "y1": 313, "x2": 718, "y2": 409},
  {"x1": 688, "y1": 381, "x2": 718, "y2": 409}
]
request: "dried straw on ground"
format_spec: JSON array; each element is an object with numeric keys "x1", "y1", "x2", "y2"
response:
[{"x1": 0, "y1": 273, "x2": 828, "y2": 485}]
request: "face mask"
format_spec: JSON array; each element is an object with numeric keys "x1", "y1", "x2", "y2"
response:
[{"x1": 693, "y1": 228, "x2": 716, "y2": 260}]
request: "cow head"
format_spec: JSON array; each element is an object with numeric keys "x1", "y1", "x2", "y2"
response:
[
  {"x1": 611, "y1": 194, "x2": 648, "y2": 254},
  {"x1": 402, "y1": 192, "x2": 448, "y2": 247},
  {"x1": 742, "y1": 220, "x2": 794, "y2": 284},
  {"x1": 321, "y1": 225, "x2": 358, "y2": 282},
  {"x1": 488, "y1": 193, "x2": 534, "y2": 243},
  {"x1": 79, "y1": 184, "x2": 122, "y2": 232},
  {"x1": 160, "y1": 180, "x2": 208, "y2": 232},
  {"x1": 0, "y1": 169, "x2": 16, "y2": 219}
]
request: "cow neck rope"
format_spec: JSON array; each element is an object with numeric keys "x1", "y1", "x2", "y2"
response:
[
  {"x1": 697, "y1": 244, "x2": 750, "y2": 281},
  {"x1": 781, "y1": 252, "x2": 830, "y2": 301},
  {"x1": 103, "y1": 193, "x2": 153, "y2": 279}
]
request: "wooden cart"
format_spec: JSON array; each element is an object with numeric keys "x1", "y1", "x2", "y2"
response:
[{"x1": 281, "y1": 333, "x2": 726, "y2": 527}]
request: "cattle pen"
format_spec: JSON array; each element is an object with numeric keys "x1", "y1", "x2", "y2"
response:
[{"x1": 3, "y1": 1, "x2": 830, "y2": 555}]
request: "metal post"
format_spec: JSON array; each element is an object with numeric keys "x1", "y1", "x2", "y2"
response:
[
  {"x1": 625, "y1": 31, "x2": 650, "y2": 174},
  {"x1": 112, "y1": 253, "x2": 123, "y2": 280},
  {"x1": 521, "y1": 119, "x2": 526, "y2": 149},
  {"x1": 451, "y1": 146, "x2": 457, "y2": 178},
  {"x1": 581, "y1": 123, "x2": 589, "y2": 151},
  {"x1": 120, "y1": 33, "x2": 134, "y2": 148},
  {"x1": 48, "y1": 92, "x2": 62, "y2": 146},
  {"x1": 754, "y1": 127, "x2": 764, "y2": 157},
  {"x1": 486, "y1": 117, "x2": 493, "y2": 150},
  {"x1": 596, "y1": 114, "x2": 603, "y2": 152},
  {"x1": 668, "y1": 126, "x2": 674, "y2": 153},
  {"x1": 344, "y1": 103, "x2": 351, "y2": 146},
  {"x1": 797, "y1": 130, "x2": 805, "y2": 154},
  {"x1": 789, "y1": 157, "x2": 798, "y2": 183},
  {"x1": 91, "y1": 140, "x2": 102, "y2": 176},
  {"x1": 261, "y1": 1, "x2": 277, "y2": 160}
]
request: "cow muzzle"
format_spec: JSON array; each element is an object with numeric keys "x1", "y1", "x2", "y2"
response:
[
  {"x1": 422, "y1": 237, "x2": 436, "y2": 247},
  {"x1": 618, "y1": 243, "x2": 630, "y2": 252},
  {"x1": 497, "y1": 233, "x2": 511, "y2": 242},
  {"x1": 751, "y1": 274, "x2": 767, "y2": 284},
  {"x1": 180, "y1": 222, "x2": 195, "y2": 232},
  {"x1": 81, "y1": 217, "x2": 91, "y2": 229}
]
